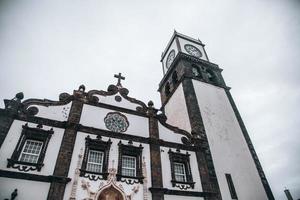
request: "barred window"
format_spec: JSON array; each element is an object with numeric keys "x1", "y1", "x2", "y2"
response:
[
  {"x1": 121, "y1": 155, "x2": 136, "y2": 177},
  {"x1": 80, "y1": 135, "x2": 112, "y2": 181},
  {"x1": 117, "y1": 141, "x2": 143, "y2": 183},
  {"x1": 7, "y1": 123, "x2": 53, "y2": 172},
  {"x1": 169, "y1": 150, "x2": 195, "y2": 189},
  {"x1": 86, "y1": 150, "x2": 104, "y2": 173},
  {"x1": 19, "y1": 140, "x2": 43, "y2": 164},
  {"x1": 174, "y1": 162, "x2": 186, "y2": 182}
]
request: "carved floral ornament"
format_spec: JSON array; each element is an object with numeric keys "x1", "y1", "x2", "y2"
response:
[
  {"x1": 104, "y1": 112, "x2": 129, "y2": 133},
  {"x1": 81, "y1": 165, "x2": 142, "y2": 200}
]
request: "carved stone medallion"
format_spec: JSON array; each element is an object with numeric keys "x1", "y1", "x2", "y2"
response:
[{"x1": 104, "y1": 112, "x2": 129, "y2": 133}]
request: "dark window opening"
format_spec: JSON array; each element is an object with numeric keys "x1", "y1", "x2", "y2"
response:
[
  {"x1": 172, "y1": 71, "x2": 178, "y2": 85},
  {"x1": 165, "y1": 82, "x2": 170, "y2": 97},
  {"x1": 225, "y1": 173, "x2": 238, "y2": 199},
  {"x1": 191, "y1": 64, "x2": 203, "y2": 79},
  {"x1": 206, "y1": 69, "x2": 219, "y2": 84}
]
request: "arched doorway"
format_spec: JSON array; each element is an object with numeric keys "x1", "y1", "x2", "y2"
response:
[{"x1": 98, "y1": 186, "x2": 125, "y2": 200}]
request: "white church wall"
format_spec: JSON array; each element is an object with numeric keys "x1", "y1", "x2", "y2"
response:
[
  {"x1": 64, "y1": 132, "x2": 152, "y2": 200},
  {"x1": 193, "y1": 80, "x2": 268, "y2": 200},
  {"x1": 0, "y1": 177, "x2": 50, "y2": 200},
  {"x1": 160, "y1": 147, "x2": 203, "y2": 192},
  {"x1": 29, "y1": 102, "x2": 71, "y2": 121},
  {"x1": 164, "y1": 83, "x2": 191, "y2": 133},
  {"x1": 93, "y1": 93, "x2": 143, "y2": 111},
  {"x1": 158, "y1": 123, "x2": 184, "y2": 144},
  {"x1": 0, "y1": 120, "x2": 64, "y2": 175},
  {"x1": 164, "y1": 195, "x2": 204, "y2": 200},
  {"x1": 80, "y1": 105, "x2": 149, "y2": 137},
  {"x1": 178, "y1": 37, "x2": 208, "y2": 61}
]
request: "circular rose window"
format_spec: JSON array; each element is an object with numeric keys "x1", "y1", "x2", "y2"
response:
[{"x1": 104, "y1": 112, "x2": 129, "y2": 133}]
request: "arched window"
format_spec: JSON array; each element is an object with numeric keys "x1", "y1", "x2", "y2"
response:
[
  {"x1": 206, "y1": 69, "x2": 219, "y2": 84},
  {"x1": 165, "y1": 82, "x2": 170, "y2": 97},
  {"x1": 191, "y1": 64, "x2": 203, "y2": 79},
  {"x1": 172, "y1": 71, "x2": 178, "y2": 85}
]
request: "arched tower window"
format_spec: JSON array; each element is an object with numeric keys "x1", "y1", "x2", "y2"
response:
[
  {"x1": 206, "y1": 69, "x2": 219, "y2": 84},
  {"x1": 172, "y1": 71, "x2": 178, "y2": 85},
  {"x1": 191, "y1": 64, "x2": 203, "y2": 79},
  {"x1": 165, "y1": 82, "x2": 170, "y2": 97}
]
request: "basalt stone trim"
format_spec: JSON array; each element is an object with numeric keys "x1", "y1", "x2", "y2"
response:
[
  {"x1": 182, "y1": 78, "x2": 222, "y2": 200},
  {"x1": 79, "y1": 125, "x2": 197, "y2": 151},
  {"x1": 0, "y1": 169, "x2": 71, "y2": 183},
  {"x1": 47, "y1": 97, "x2": 84, "y2": 200},
  {"x1": 149, "y1": 115, "x2": 164, "y2": 200},
  {"x1": 149, "y1": 187, "x2": 214, "y2": 197},
  {"x1": 225, "y1": 89, "x2": 275, "y2": 200},
  {"x1": 15, "y1": 115, "x2": 66, "y2": 129},
  {"x1": 0, "y1": 114, "x2": 14, "y2": 148}
]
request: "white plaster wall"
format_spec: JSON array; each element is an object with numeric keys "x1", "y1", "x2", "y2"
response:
[
  {"x1": 164, "y1": 195, "x2": 204, "y2": 200},
  {"x1": 160, "y1": 147, "x2": 203, "y2": 192},
  {"x1": 0, "y1": 120, "x2": 64, "y2": 175},
  {"x1": 193, "y1": 80, "x2": 268, "y2": 200},
  {"x1": 162, "y1": 39, "x2": 178, "y2": 74},
  {"x1": 64, "y1": 132, "x2": 152, "y2": 200},
  {"x1": 30, "y1": 102, "x2": 71, "y2": 121},
  {"x1": 164, "y1": 83, "x2": 191, "y2": 133},
  {"x1": 0, "y1": 177, "x2": 50, "y2": 200},
  {"x1": 158, "y1": 123, "x2": 183, "y2": 144},
  {"x1": 95, "y1": 93, "x2": 142, "y2": 111},
  {"x1": 80, "y1": 105, "x2": 149, "y2": 137},
  {"x1": 178, "y1": 37, "x2": 208, "y2": 61}
]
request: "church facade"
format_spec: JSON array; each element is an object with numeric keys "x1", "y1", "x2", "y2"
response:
[{"x1": 0, "y1": 32, "x2": 274, "y2": 200}]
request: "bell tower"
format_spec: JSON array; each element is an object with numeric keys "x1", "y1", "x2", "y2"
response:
[{"x1": 158, "y1": 31, "x2": 274, "y2": 200}]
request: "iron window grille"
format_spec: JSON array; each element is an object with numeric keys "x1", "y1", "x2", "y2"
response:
[
  {"x1": 174, "y1": 162, "x2": 187, "y2": 182},
  {"x1": 121, "y1": 155, "x2": 136, "y2": 177},
  {"x1": 86, "y1": 150, "x2": 104, "y2": 173},
  {"x1": 19, "y1": 139, "x2": 43, "y2": 163},
  {"x1": 80, "y1": 135, "x2": 111, "y2": 181},
  {"x1": 117, "y1": 141, "x2": 144, "y2": 184},
  {"x1": 169, "y1": 149, "x2": 195, "y2": 190},
  {"x1": 7, "y1": 123, "x2": 53, "y2": 172}
]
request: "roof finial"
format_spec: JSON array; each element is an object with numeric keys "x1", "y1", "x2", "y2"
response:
[{"x1": 114, "y1": 73, "x2": 125, "y2": 87}]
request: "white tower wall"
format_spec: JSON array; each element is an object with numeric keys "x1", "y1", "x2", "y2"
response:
[{"x1": 193, "y1": 80, "x2": 268, "y2": 200}]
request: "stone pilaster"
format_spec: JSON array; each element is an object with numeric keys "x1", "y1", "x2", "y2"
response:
[
  {"x1": 148, "y1": 104, "x2": 164, "y2": 200},
  {"x1": 182, "y1": 78, "x2": 222, "y2": 200},
  {"x1": 47, "y1": 90, "x2": 84, "y2": 200}
]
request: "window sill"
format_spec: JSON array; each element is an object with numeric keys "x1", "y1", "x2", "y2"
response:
[
  {"x1": 116, "y1": 174, "x2": 144, "y2": 184},
  {"x1": 171, "y1": 180, "x2": 195, "y2": 190},
  {"x1": 79, "y1": 169, "x2": 108, "y2": 181},
  {"x1": 7, "y1": 159, "x2": 44, "y2": 172}
]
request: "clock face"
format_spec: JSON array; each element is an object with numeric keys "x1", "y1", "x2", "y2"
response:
[
  {"x1": 104, "y1": 112, "x2": 129, "y2": 133},
  {"x1": 166, "y1": 50, "x2": 175, "y2": 69},
  {"x1": 184, "y1": 44, "x2": 202, "y2": 58}
]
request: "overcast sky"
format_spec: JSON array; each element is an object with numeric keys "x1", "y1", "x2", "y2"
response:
[{"x1": 0, "y1": 0, "x2": 299, "y2": 199}]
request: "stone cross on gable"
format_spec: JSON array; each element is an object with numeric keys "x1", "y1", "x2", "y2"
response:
[{"x1": 114, "y1": 73, "x2": 125, "y2": 87}]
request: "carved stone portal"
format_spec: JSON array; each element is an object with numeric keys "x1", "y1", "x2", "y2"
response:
[
  {"x1": 81, "y1": 166, "x2": 140, "y2": 200},
  {"x1": 98, "y1": 186, "x2": 124, "y2": 200}
]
